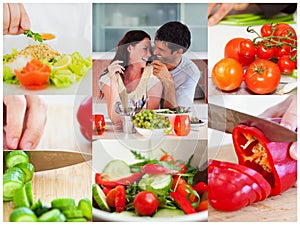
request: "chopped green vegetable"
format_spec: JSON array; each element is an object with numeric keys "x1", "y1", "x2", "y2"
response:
[
  {"x1": 3, "y1": 48, "x2": 18, "y2": 63},
  {"x1": 10, "y1": 207, "x2": 38, "y2": 222},
  {"x1": 49, "y1": 69, "x2": 76, "y2": 88},
  {"x1": 24, "y1": 30, "x2": 43, "y2": 43},
  {"x1": 3, "y1": 66, "x2": 19, "y2": 84}
]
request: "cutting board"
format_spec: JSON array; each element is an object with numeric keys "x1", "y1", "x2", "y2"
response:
[
  {"x1": 3, "y1": 100, "x2": 92, "y2": 222},
  {"x1": 208, "y1": 143, "x2": 297, "y2": 222}
]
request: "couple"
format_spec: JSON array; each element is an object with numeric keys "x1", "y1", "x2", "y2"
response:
[{"x1": 99, "y1": 21, "x2": 201, "y2": 124}]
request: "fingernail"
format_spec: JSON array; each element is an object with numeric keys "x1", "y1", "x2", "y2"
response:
[
  {"x1": 289, "y1": 143, "x2": 297, "y2": 160},
  {"x1": 10, "y1": 138, "x2": 19, "y2": 149},
  {"x1": 23, "y1": 142, "x2": 33, "y2": 150}
]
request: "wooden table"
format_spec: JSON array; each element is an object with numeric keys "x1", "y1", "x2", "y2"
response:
[
  {"x1": 3, "y1": 98, "x2": 92, "y2": 222},
  {"x1": 208, "y1": 143, "x2": 297, "y2": 222}
]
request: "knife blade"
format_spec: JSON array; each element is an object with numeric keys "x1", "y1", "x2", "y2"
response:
[
  {"x1": 208, "y1": 103, "x2": 297, "y2": 142},
  {"x1": 3, "y1": 150, "x2": 92, "y2": 172}
]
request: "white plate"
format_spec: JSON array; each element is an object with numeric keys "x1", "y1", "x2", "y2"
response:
[
  {"x1": 135, "y1": 127, "x2": 165, "y2": 138},
  {"x1": 3, "y1": 35, "x2": 92, "y2": 95},
  {"x1": 191, "y1": 120, "x2": 207, "y2": 131},
  {"x1": 92, "y1": 139, "x2": 208, "y2": 222}
]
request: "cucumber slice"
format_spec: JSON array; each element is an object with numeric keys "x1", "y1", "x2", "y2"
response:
[
  {"x1": 138, "y1": 174, "x2": 173, "y2": 196},
  {"x1": 15, "y1": 162, "x2": 35, "y2": 182},
  {"x1": 13, "y1": 185, "x2": 30, "y2": 208},
  {"x1": 51, "y1": 198, "x2": 76, "y2": 211},
  {"x1": 67, "y1": 218, "x2": 87, "y2": 222},
  {"x1": 77, "y1": 198, "x2": 92, "y2": 220},
  {"x1": 9, "y1": 207, "x2": 37, "y2": 222},
  {"x1": 4, "y1": 167, "x2": 26, "y2": 183},
  {"x1": 63, "y1": 209, "x2": 83, "y2": 218},
  {"x1": 102, "y1": 160, "x2": 131, "y2": 180},
  {"x1": 5, "y1": 150, "x2": 29, "y2": 168},
  {"x1": 92, "y1": 184, "x2": 110, "y2": 212},
  {"x1": 3, "y1": 172, "x2": 24, "y2": 201},
  {"x1": 38, "y1": 209, "x2": 66, "y2": 222},
  {"x1": 153, "y1": 208, "x2": 185, "y2": 217},
  {"x1": 24, "y1": 181, "x2": 34, "y2": 206}
]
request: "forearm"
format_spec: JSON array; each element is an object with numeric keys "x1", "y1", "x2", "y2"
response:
[
  {"x1": 104, "y1": 82, "x2": 121, "y2": 124},
  {"x1": 162, "y1": 80, "x2": 178, "y2": 109}
]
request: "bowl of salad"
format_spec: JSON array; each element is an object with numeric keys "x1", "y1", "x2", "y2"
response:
[{"x1": 92, "y1": 139, "x2": 208, "y2": 221}]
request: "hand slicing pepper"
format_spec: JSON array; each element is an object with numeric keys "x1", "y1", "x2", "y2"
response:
[{"x1": 232, "y1": 124, "x2": 297, "y2": 196}]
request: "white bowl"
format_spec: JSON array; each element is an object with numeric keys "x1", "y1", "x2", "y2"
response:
[
  {"x1": 92, "y1": 139, "x2": 208, "y2": 222},
  {"x1": 135, "y1": 127, "x2": 165, "y2": 138}
]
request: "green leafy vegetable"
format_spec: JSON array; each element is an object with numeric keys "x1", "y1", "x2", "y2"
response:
[
  {"x1": 24, "y1": 30, "x2": 43, "y2": 43},
  {"x1": 49, "y1": 69, "x2": 76, "y2": 88},
  {"x1": 3, "y1": 48, "x2": 18, "y2": 63},
  {"x1": 3, "y1": 66, "x2": 19, "y2": 84}
]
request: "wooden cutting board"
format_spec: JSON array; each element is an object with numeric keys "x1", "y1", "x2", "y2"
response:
[
  {"x1": 208, "y1": 143, "x2": 297, "y2": 222},
  {"x1": 3, "y1": 101, "x2": 92, "y2": 222}
]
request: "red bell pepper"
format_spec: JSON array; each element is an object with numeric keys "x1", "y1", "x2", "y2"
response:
[
  {"x1": 232, "y1": 124, "x2": 297, "y2": 196},
  {"x1": 95, "y1": 172, "x2": 144, "y2": 188},
  {"x1": 170, "y1": 192, "x2": 196, "y2": 214},
  {"x1": 115, "y1": 185, "x2": 126, "y2": 213},
  {"x1": 208, "y1": 161, "x2": 260, "y2": 211}
]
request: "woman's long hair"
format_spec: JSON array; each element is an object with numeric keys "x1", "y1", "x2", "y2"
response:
[{"x1": 98, "y1": 30, "x2": 151, "y2": 98}]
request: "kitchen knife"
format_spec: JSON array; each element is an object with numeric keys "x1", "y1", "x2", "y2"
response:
[
  {"x1": 3, "y1": 150, "x2": 92, "y2": 172},
  {"x1": 208, "y1": 103, "x2": 297, "y2": 142}
]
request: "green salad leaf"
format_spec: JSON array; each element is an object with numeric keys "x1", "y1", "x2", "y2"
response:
[
  {"x1": 3, "y1": 66, "x2": 19, "y2": 84},
  {"x1": 3, "y1": 48, "x2": 18, "y2": 63},
  {"x1": 68, "y1": 52, "x2": 92, "y2": 80},
  {"x1": 49, "y1": 69, "x2": 76, "y2": 88}
]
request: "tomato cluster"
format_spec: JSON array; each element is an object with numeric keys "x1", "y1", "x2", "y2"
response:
[{"x1": 212, "y1": 23, "x2": 297, "y2": 94}]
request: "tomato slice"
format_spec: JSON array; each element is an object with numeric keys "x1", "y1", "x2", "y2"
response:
[{"x1": 15, "y1": 59, "x2": 51, "y2": 90}]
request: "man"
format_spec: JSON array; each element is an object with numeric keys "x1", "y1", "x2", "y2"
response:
[{"x1": 152, "y1": 21, "x2": 201, "y2": 110}]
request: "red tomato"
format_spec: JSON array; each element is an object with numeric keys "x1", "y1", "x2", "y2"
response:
[
  {"x1": 274, "y1": 45, "x2": 291, "y2": 58},
  {"x1": 176, "y1": 183, "x2": 198, "y2": 203},
  {"x1": 173, "y1": 115, "x2": 191, "y2": 136},
  {"x1": 256, "y1": 42, "x2": 275, "y2": 60},
  {"x1": 244, "y1": 59, "x2": 281, "y2": 94},
  {"x1": 274, "y1": 23, "x2": 297, "y2": 46},
  {"x1": 277, "y1": 55, "x2": 297, "y2": 75},
  {"x1": 212, "y1": 58, "x2": 244, "y2": 91},
  {"x1": 224, "y1": 38, "x2": 255, "y2": 66},
  {"x1": 196, "y1": 200, "x2": 208, "y2": 212},
  {"x1": 172, "y1": 177, "x2": 187, "y2": 190},
  {"x1": 106, "y1": 188, "x2": 117, "y2": 208},
  {"x1": 160, "y1": 154, "x2": 175, "y2": 163},
  {"x1": 77, "y1": 96, "x2": 92, "y2": 141},
  {"x1": 175, "y1": 162, "x2": 187, "y2": 174},
  {"x1": 260, "y1": 24, "x2": 274, "y2": 37},
  {"x1": 15, "y1": 59, "x2": 51, "y2": 90},
  {"x1": 133, "y1": 191, "x2": 158, "y2": 216},
  {"x1": 193, "y1": 182, "x2": 208, "y2": 196}
]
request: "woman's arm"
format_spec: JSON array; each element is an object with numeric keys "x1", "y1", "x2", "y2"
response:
[{"x1": 146, "y1": 81, "x2": 163, "y2": 110}]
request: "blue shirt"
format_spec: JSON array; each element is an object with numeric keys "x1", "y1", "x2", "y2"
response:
[{"x1": 170, "y1": 55, "x2": 201, "y2": 108}]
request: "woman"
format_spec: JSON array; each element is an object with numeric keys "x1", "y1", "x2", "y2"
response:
[{"x1": 99, "y1": 30, "x2": 162, "y2": 124}]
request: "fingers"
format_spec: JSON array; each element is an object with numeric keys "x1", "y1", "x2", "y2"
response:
[
  {"x1": 19, "y1": 3, "x2": 31, "y2": 32},
  {"x1": 3, "y1": 3, "x2": 30, "y2": 35},
  {"x1": 3, "y1": 3, "x2": 10, "y2": 34},
  {"x1": 3, "y1": 96, "x2": 27, "y2": 149},
  {"x1": 208, "y1": 3, "x2": 219, "y2": 16},
  {"x1": 108, "y1": 60, "x2": 125, "y2": 77},
  {"x1": 208, "y1": 3, "x2": 234, "y2": 26},
  {"x1": 280, "y1": 95, "x2": 297, "y2": 131},
  {"x1": 19, "y1": 96, "x2": 47, "y2": 150},
  {"x1": 289, "y1": 142, "x2": 297, "y2": 160}
]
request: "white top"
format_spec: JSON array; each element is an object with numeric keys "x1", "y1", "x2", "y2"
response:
[
  {"x1": 99, "y1": 64, "x2": 160, "y2": 108},
  {"x1": 170, "y1": 54, "x2": 201, "y2": 108}
]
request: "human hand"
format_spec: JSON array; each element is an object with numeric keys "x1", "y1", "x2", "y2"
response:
[
  {"x1": 151, "y1": 60, "x2": 174, "y2": 84},
  {"x1": 107, "y1": 60, "x2": 124, "y2": 80},
  {"x1": 3, "y1": 3, "x2": 31, "y2": 35},
  {"x1": 208, "y1": 3, "x2": 250, "y2": 26},
  {"x1": 259, "y1": 95, "x2": 297, "y2": 160},
  {"x1": 3, "y1": 95, "x2": 47, "y2": 150}
]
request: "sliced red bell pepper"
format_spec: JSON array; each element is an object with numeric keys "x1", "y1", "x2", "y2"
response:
[
  {"x1": 142, "y1": 164, "x2": 178, "y2": 174},
  {"x1": 95, "y1": 172, "x2": 144, "y2": 188},
  {"x1": 232, "y1": 124, "x2": 297, "y2": 196},
  {"x1": 170, "y1": 192, "x2": 196, "y2": 214},
  {"x1": 196, "y1": 200, "x2": 208, "y2": 212},
  {"x1": 115, "y1": 185, "x2": 126, "y2": 213},
  {"x1": 208, "y1": 163, "x2": 258, "y2": 211},
  {"x1": 209, "y1": 160, "x2": 271, "y2": 201}
]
